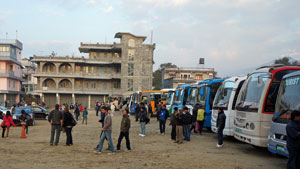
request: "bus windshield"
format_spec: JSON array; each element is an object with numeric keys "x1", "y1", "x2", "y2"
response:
[
  {"x1": 174, "y1": 89, "x2": 183, "y2": 105},
  {"x1": 196, "y1": 85, "x2": 207, "y2": 106},
  {"x1": 213, "y1": 81, "x2": 235, "y2": 109},
  {"x1": 166, "y1": 91, "x2": 175, "y2": 105},
  {"x1": 236, "y1": 73, "x2": 271, "y2": 112},
  {"x1": 273, "y1": 75, "x2": 300, "y2": 124},
  {"x1": 186, "y1": 87, "x2": 198, "y2": 106}
]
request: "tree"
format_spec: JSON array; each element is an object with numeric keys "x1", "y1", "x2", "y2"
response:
[
  {"x1": 274, "y1": 57, "x2": 299, "y2": 66},
  {"x1": 153, "y1": 63, "x2": 177, "y2": 90}
]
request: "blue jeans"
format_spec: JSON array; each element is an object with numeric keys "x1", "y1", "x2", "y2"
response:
[
  {"x1": 218, "y1": 129, "x2": 224, "y2": 145},
  {"x1": 140, "y1": 122, "x2": 146, "y2": 135},
  {"x1": 97, "y1": 130, "x2": 115, "y2": 152},
  {"x1": 183, "y1": 125, "x2": 190, "y2": 141}
]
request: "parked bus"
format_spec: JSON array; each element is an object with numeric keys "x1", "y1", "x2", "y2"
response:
[
  {"x1": 234, "y1": 65, "x2": 300, "y2": 147},
  {"x1": 172, "y1": 84, "x2": 191, "y2": 112},
  {"x1": 128, "y1": 90, "x2": 169, "y2": 116},
  {"x1": 211, "y1": 76, "x2": 246, "y2": 136},
  {"x1": 197, "y1": 79, "x2": 224, "y2": 128},
  {"x1": 185, "y1": 83, "x2": 200, "y2": 115},
  {"x1": 165, "y1": 89, "x2": 176, "y2": 114},
  {"x1": 268, "y1": 70, "x2": 300, "y2": 157}
]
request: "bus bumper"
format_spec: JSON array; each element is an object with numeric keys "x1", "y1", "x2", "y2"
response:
[{"x1": 268, "y1": 135, "x2": 289, "y2": 158}]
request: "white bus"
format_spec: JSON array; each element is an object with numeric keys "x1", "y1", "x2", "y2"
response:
[
  {"x1": 211, "y1": 76, "x2": 246, "y2": 136},
  {"x1": 234, "y1": 65, "x2": 300, "y2": 147}
]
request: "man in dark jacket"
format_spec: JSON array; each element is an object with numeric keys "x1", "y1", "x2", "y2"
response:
[
  {"x1": 116, "y1": 109, "x2": 131, "y2": 151},
  {"x1": 139, "y1": 107, "x2": 147, "y2": 136},
  {"x1": 175, "y1": 109, "x2": 184, "y2": 144},
  {"x1": 135, "y1": 103, "x2": 140, "y2": 122},
  {"x1": 216, "y1": 108, "x2": 226, "y2": 148},
  {"x1": 286, "y1": 110, "x2": 300, "y2": 169},
  {"x1": 182, "y1": 107, "x2": 192, "y2": 141},
  {"x1": 48, "y1": 104, "x2": 63, "y2": 146},
  {"x1": 170, "y1": 107, "x2": 178, "y2": 140},
  {"x1": 190, "y1": 104, "x2": 199, "y2": 133},
  {"x1": 158, "y1": 105, "x2": 169, "y2": 135}
]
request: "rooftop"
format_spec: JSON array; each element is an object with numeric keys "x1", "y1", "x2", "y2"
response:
[
  {"x1": 164, "y1": 67, "x2": 215, "y2": 72},
  {"x1": 114, "y1": 32, "x2": 147, "y2": 42},
  {"x1": 0, "y1": 39, "x2": 23, "y2": 50}
]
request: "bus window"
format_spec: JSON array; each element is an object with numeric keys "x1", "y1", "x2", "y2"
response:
[
  {"x1": 197, "y1": 86, "x2": 207, "y2": 106},
  {"x1": 273, "y1": 75, "x2": 300, "y2": 123}
]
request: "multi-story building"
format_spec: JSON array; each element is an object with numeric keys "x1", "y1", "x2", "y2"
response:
[
  {"x1": 0, "y1": 39, "x2": 24, "y2": 107},
  {"x1": 22, "y1": 58, "x2": 37, "y2": 94},
  {"x1": 162, "y1": 67, "x2": 215, "y2": 88},
  {"x1": 32, "y1": 32, "x2": 155, "y2": 108}
]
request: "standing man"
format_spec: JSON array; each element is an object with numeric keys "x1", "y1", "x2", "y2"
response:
[
  {"x1": 116, "y1": 109, "x2": 131, "y2": 151},
  {"x1": 175, "y1": 109, "x2": 184, "y2": 144},
  {"x1": 156, "y1": 102, "x2": 163, "y2": 121},
  {"x1": 95, "y1": 102, "x2": 99, "y2": 116},
  {"x1": 48, "y1": 104, "x2": 64, "y2": 146},
  {"x1": 148, "y1": 103, "x2": 153, "y2": 118},
  {"x1": 82, "y1": 107, "x2": 88, "y2": 125},
  {"x1": 74, "y1": 103, "x2": 80, "y2": 121},
  {"x1": 139, "y1": 107, "x2": 147, "y2": 137},
  {"x1": 95, "y1": 107, "x2": 115, "y2": 154},
  {"x1": 170, "y1": 107, "x2": 178, "y2": 141},
  {"x1": 182, "y1": 107, "x2": 192, "y2": 141},
  {"x1": 190, "y1": 104, "x2": 199, "y2": 133},
  {"x1": 135, "y1": 103, "x2": 140, "y2": 122},
  {"x1": 286, "y1": 110, "x2": 300, "y2": 169},
  {"x1": 158, "y1": 105, "x2": 169, "y2": 135},
  {"x1": 216, "y1": 108, "x2": 226, "y2": 148}
]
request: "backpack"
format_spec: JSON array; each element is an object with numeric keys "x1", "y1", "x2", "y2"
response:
[
  {"x1": 159, "y1": 110, "x2": 167, "y2": 121},
  {"x1": 197, "y1": 109, "x2": 205, "y2": 121}
]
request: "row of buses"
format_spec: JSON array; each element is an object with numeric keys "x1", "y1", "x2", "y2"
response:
[{"x1": 159, "y1": 64, "x2": 299, "y2": 158}]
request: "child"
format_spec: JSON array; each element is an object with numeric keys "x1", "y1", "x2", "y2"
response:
[{"x1": 82, "y1": 107, "x2": 88, "y2": 125}]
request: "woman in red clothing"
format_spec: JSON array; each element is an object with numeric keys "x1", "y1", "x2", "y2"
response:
[{"x1": 1, "y1": 111, "x2": 16, "y2": 138}]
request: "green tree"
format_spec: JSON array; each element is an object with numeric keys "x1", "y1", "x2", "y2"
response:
[
  {"x1": 274, "y1": 57, "x2": 299, "y2": 66},
  {"x1": 153, "y1": 63, "x2": 177, "y2": 89}
]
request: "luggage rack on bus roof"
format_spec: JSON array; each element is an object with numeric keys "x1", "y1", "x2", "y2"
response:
[{"x1": 256, "y1": 64, "x2": 285, "y2": 70}]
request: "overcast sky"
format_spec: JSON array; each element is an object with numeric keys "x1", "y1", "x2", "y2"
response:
[{"x1": 1, "y1": 0, "x2": 300, "y2": 76}]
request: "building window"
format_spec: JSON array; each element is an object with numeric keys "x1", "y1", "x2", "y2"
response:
[
  {"x1": 195, "y1": 74, "x2": 203, "y2": 80},
  {"x1": 9, "y1": 80, "x2": 11, "y2": 87},
  {"x1": 114, "y1": 81, "x2": 120, "y2": 89},
  {"x1": 91, "y1": 81, "x2": 96, "y2": 88},
  {"x1": 0, "y1": 46, "x2": 10, "y2": 52},
  {"x1": 128, "y1": 64, "x2": 134, "y2": 76},
  {"x1": 115, "y1": 67, "x2": 120, "y2": 73},
  {"x1": 128, "y1": 39, "x2": 135, "y2": 47},
  {"x1": 128, "y1": 49, "x2": 135, "y2": 61},
  {"x1": 127, "y1": 79, "x2": 133, "y2": 91},
  {"x1": 13, "y1": 81, "x2": 15, "y2": 88},
  {"x1": 9, "y1": 65, "x2": 13, "y2": 71},
  {"x1": 99, "y1": 67, "x2": 104, "y2": 73}
]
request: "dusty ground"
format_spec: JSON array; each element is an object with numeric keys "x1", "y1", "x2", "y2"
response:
[{"x1": 0, "y1": 110, "x2": 287, "y2": 169}]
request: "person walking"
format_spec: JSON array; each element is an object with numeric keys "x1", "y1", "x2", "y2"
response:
[
  {"x1": 1, "y1": 111, "x2": 15, "y2": 138},
  {"x1": 158, "y1": 105, "x2": 169, "y2": 135},
  {"x1": 170, "y1": 107, "x2": 178, "y2": 141},
  {"x1": 156, "y1": 102, "x2": 163, "y2": 121},
  {"x1": 216, "y1": 108, "x2": 226, "y2": 148},
  {"x1": 197, "y1": 105, "x2": 205, "y2": 135},
  {"x1": 19, "y1": 110, "x2": 30, "y2": 134},
  {"x1": 95, "y1": 102, "x2": 100, "y2": 116},
  {"x1": 286, "y1": 110, "x2": 300, "y2": 169},
  {"x1": 74, "y1": 104, "x2": 80, "y2": 121},
  {"x1": 190, "y1": 104, "x2": 199, "y2": 133},
  {"x1": 174, "y1": 109, "x2": 184, "y2": 144},
  {"x1": 82, "y1": 107, "x2": 88, "y2": 125},
  {"x1": 182, "y1": 107, "x2": 192, "y2": 141},
  {"x1": 135, "y1": 103, "x2": 140, "y2": 122},
  {"x1": 148, "y1": 103, "x2": 153, "y2": 118},
  {"x1": 95, "y1": 107, "x2": 115, "y2": 154},
  {"x1": 139, "y1": 107, "x2": 147, "y2": 137},
  {"x1": 116, "y1": 109, "x2": 131, "y2": 151},
  {"x1": 48, "y1": 104, "x2": 64, "y2": 146},
  {"x1": 63, "y1": 107, "x2": 75, "y2": 146}
]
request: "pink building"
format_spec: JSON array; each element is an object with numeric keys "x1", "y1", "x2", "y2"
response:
[{"x1": 0, "y1": 39, "x2": 23, "y2": 107}]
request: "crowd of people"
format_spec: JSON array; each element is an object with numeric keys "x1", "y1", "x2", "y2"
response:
[{"x1": 1, "y1": 99, "x2": 299, "y2": 169}]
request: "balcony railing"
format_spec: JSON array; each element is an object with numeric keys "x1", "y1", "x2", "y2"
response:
[
  {"x1": 34, "y1": 71, "x2": 121, "y2": 79},
  {"x1": 35, "y1": 86, "x2": 121, "y2": 94}
]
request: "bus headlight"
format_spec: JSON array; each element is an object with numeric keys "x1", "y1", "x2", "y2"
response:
[{"x1": 250, "y1": 123, "x2": 255, "y2": 130}]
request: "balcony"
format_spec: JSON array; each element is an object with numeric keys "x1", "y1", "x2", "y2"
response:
[
  {"x1": 34, "y1": 86, "x2": 121, "y2": 95},
  {"x1": 34, "y1": 71, "x2": 121, "y2": 79},
  {"x1": 0, "y1": 70, "x2": 22, "y2": 80},
  {"x1": 31, "y1": 55, "x2": 122, "y2": 64}
]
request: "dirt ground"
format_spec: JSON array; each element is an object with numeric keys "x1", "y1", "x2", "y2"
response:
[{"x1": 0, "y1": 110, "x2": 287, "y2": 169}]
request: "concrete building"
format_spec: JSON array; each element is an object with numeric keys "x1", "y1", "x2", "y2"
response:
[
  {"x1": 162, "y1": 67, "x2": 215, "y2": 88},
  {"x1": 32, "y1": 32, "x2": 155, "y2": 108},
  {"x1": 22, "y1": 58, "x2": 37, "y2": 94},
  {"x1": 0, "y1": 39, "x2": 24, "y2": 107}
]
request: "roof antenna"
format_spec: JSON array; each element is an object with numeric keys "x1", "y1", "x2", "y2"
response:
[{"x1": 16, "y1": 30, "x2": 18, "y2": 40}]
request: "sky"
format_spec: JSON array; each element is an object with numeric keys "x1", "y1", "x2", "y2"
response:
[{"x1": 1, "y1": 0, "x2": 300, "y2": 77}]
